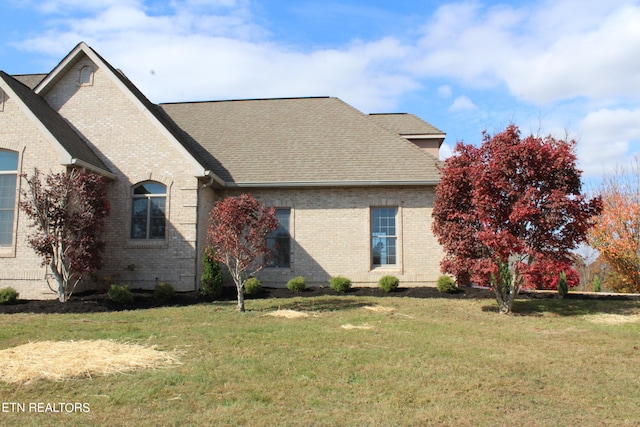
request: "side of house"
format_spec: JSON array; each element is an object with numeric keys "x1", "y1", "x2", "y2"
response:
[{"x1": 0, "y1": 42, "x2": 445, "y2": 299}]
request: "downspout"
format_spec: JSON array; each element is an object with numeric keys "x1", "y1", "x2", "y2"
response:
[{"x1": 194, "y1": 173, "x2": 218, "y2": 292}]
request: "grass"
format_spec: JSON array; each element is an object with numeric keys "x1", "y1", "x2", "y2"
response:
[{"x1": 1, "y1": 295, "x2": 640, "y2": 426}]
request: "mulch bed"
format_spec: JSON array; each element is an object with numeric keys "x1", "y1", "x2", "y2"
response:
[
  {"x1": 2, "y1": 286, "x2": 635, "y2": 315},
  {"x1": 0, "y1": 286, "x2": 495, "y2": 315}
]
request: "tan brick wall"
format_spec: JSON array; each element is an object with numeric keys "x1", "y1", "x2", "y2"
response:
[
  {"x1": 0, "y1": 86, "x2": 67, "y2": 299},
  {"x1": 44, "y1": 57, "x2": 203, "y2": 293},
  {"x1": 221, "y1": 186, "x2": 444, "y2": 288}
]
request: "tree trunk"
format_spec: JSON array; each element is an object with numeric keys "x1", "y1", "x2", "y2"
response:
[
  {"x1": 236, "y1": 284, "x2": 245, "y2": 312},
  {"x1": 50, "y1": 264, "x2": 67, "y2": 303}
]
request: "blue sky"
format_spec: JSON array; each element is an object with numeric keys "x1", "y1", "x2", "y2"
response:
[{"x1": 1, "y1": 0, "x2": 640, "y2": 187}]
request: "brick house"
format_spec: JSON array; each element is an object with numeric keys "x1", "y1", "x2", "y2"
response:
[{"x1": 0, "y1": 42, "x2": 445, "y2": 299}]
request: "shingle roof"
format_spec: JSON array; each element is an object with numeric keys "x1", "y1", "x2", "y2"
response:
[
  {"x1": 11, "y1": 74, "x2": 47, "y2": 90},
  {"x1": 368, "y1": 113, "x2": 445, "y2": 136},
  {"x1": 160, "y1": 97, "x2": 441, "y2": 186},
  {"x1": 0, "y1": 71, "x2": 111, "y2": 174}
]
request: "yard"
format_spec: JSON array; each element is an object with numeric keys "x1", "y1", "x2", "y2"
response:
[{"x1": 0, "y1": 292, "x2": 639, "y2": 426}]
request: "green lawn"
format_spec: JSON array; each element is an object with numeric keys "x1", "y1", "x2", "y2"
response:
[{"x1": 1, "y1": 295, "x2": 639, "y2": 426}]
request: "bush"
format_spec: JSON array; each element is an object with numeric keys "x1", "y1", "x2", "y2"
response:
[
  {"x1": 557, "y1": 271, "x2": 568, "y2": 297},
  {"x1": 436, "y1": 275, "x2": 458, "y2": 293},
  {"x1": 287, "y1": 276, "x2": 306, "y2": 293},
  {"x1": 155, "y1": 282, "x2": 175, "y2": 303},
  {"x1": 0, "y1": 287, "x2": 19, "y2": 305},
  {"x1": 244, "y1": 277, "x2": 262, "y2": 295},
  {"x1": 108, "y1": 284, "x2": 134, "y2": 304},
  {"x1": 593, "y1": 275, "x2": 601, "y2": 293},
  {"x1": 378, "y1": 275, "x2": 400, "y2": 292},
  {"x1": 330, "y1": 276, "x2": 352, "y2": 293},
  {"x1": 201, "y1": 252, "x2": 223, "y2": 299}
]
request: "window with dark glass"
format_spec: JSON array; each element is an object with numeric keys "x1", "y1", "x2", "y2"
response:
[
  {"x1": 371, "y1": 207, "x2": 397, "y2": 266},
  {"x1": 0, "y1": 151, "x2": 18, "y2": 247},
  {"x1": 131, "y1": 182, "x2": 166, "y2": 239},
  {"x1": 267, "y1": 208, "x2": 291, "y2": 268}
]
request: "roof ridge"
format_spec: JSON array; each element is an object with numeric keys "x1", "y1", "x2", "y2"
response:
[{"x1": 159, "y1": 96, "x2": 332, "y2": 106}]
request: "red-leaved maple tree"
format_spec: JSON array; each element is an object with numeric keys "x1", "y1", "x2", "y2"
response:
[
  {"x1": 206, "y1": 194, "x2": 278, "y2": 312},
  {"x1": 20, "y1": 169, "x2": 110, "y2": 302},
  {"x1": 432, "y1": 125, "x2": 601, "y2": 313}
]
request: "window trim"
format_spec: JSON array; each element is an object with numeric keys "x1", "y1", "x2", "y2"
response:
[
  {"x1": 0, "y1": 150, "x2": 19, "y2": 252},
  {"x1": 130, "y1": 181, "x2": 167, "y2": 241},
  {"x1": 0, "y1": 89, "x2": 5, "y2": 112},
  {"x1": 79, "y1": 65, "x2": 94, "y2": 86},
  {"x1": 266, "y1": 207, "x2": 292, "y2": 269},
  {"x1": 370, "y1": 206, "x2": 398, "y2": 268}
]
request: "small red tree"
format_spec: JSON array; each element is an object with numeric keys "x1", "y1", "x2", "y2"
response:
[
  {"x1": 19, "y1": 169, "x2": 110, "y2": 302},
  {"x1": 433, "y1": 125, "x2": 601, "y2": 313},
  {"x1": 206, "y1": 194, "x2": 278, "y2": 312}
]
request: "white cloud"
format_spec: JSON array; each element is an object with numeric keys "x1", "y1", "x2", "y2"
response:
[
  {"x1": 578, "y1": 107, "x2": 640, "y2": 176},
  {"x1": 449, "y1": 95, "x2": 477, "y2": 112},
  {"x1": 413, "y1": 0, "x2": 640, "y2": 105},
  {"x1": 15, "y1": 2, "x2": 417, "y2": 111},
  {"x1": 437, "y1": 85, "x2": 452, "y2": 98}
]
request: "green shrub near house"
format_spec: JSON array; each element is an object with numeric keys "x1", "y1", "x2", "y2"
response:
[
  {"x1": 437, "y1": 275, "x2": 458, "y2": 293},
  {"x1": 0, "y1": 287, "x2": 19, "y2": 305},
  {"x1": 200, "y1": 252, "x2": 223, "y2": 299},
  {"x1": 155, "y1": 282, "x2": 175, "y2": 303},
  {"x1": 330, "y1": 276, "x2": 352, "y2": 293},
  {"x1": 378, "y1": 275, "x2": 400, "y2": 292},
  {"x1": 244, "y1": 278, "x2": 262, "y2": 295},
  {"x1": 107, "y1": 284, "x2": 134, "y2": 304},
  {"x1": 287, "y1": 276, "x2": 306, "y2": 293}
]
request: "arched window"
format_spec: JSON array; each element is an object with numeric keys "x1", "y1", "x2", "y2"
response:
[
  {"x1": 79, "y1": 66, "x2": 93, "y2": 85},
  {"x1": 0, "y1": 151, "x2": 18, "y2": 247},
  {"x1": 131, "y1": 182, "x2": 166, "y2": 240}
]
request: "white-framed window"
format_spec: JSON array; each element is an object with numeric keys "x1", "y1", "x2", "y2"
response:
[
  {"x1": 267, "y1": 208, "x2": 291, "y2": 268},
  {"x1": 79, "y1": 66, "x2": 94, "y2": 86},
  {"x1": 131, "y1": 182, "x2": 166, "y2": 240},
  {"x1": 0, "y1": 151, "x2": 18, "y2": 247},
  {"x1": 371, "y1": 207, "x2": 397, "y2": 266},
  {"x1": 0, "y1": 89, "x2": 5, "y2": 112}
]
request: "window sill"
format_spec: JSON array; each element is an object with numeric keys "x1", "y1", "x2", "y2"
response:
[
  {"x1": 370, "y1": 265, "x2": 399, "y2": 272},
  {"x1": 125, "y1": 239, "x2": 168, "y2": 249}
]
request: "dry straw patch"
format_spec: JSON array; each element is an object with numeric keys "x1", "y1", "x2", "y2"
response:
[
  {"x1": 0, "y1": 340, "x2": 181, "y2": 384},
  {"x1": 584, "y1": 313, "x2": 640, "y2": 325},
  {"x1": 341, "y1": 324, "x2": 374, "y2": 330},
  {"x1": 266, "y1": 309, "x2": 310, "y2": 319},
  {"x1": 363, "y1": 305, "x2": 395, "y2": 314}
]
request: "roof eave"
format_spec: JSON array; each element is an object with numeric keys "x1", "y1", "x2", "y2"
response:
[
  {"x1": 222, "y1": 180, "x2": 440, "y2": 188},
  {"x1": 67, "y1": 158, "x2": 117, "y2": 180}
]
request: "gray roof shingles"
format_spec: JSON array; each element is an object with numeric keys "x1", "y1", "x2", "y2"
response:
[
  {"x1": 160, "y1": 97, "x2": 441, "y2": 186},
  {"x1": 368, "y1": 113, "x2": 445, "y2": 136}
]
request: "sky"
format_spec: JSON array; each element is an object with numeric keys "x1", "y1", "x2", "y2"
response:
[{"x1": 1, "y1": 0, "x2": 639, "y2": 188}]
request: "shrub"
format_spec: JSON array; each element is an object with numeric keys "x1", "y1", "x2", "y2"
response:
[
  {"x1": 557, "y1": 271, "x2": 568, "y2": 297},
  {"x1": 201, "y1": 251, "x2": 223, "y2": 299},
  {"x1": 108, "y1": 284, "x2": 134, "y2": 304},
  {"x1": 287, "y1": 276, "x2": 306, "y2": 293},
  {"x1": 244, "y1": 277, "x2": 262, "y2": 295},
  {"x1": 593, "y1": 275, "x2": 601, "y2": 293},
  {"x1": 155, "y1": 282, "x2": 175, "y2": 303},
  {"x1": 330, "y1": 276, "x2": 352, "y2": 293},
  {"x1": 378, "y1": 275, "x2": 400, "y2": 292},
  {"x1": 0, "y1": 287, "x2": 19, "y2": 305},
  {"x1": 436, "y1": 275, "x2": 458, "y2": 293}
]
